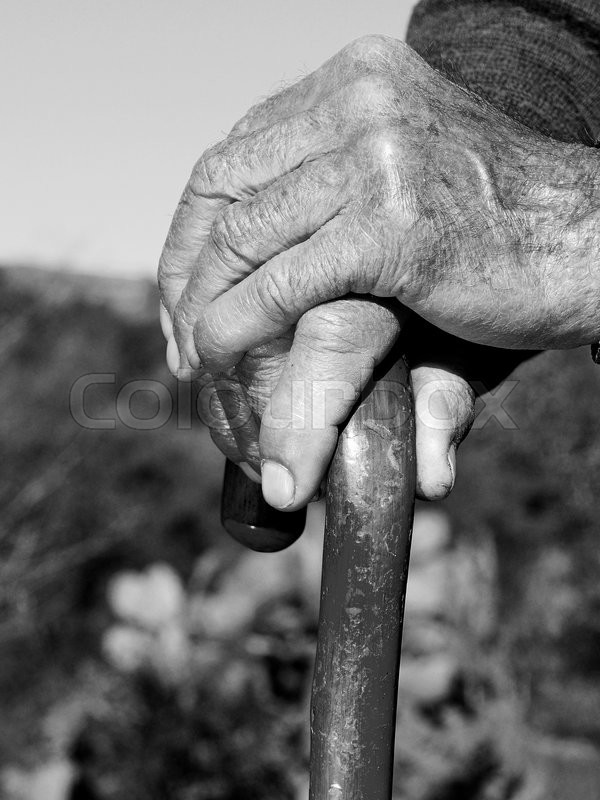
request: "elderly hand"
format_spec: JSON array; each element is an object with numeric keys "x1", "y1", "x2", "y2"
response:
[
  {"x1": 159, "y1": 34, "x2": 598, "y2": 508},
  {"x1": 160, "y1": 292, "x2": 530, "y2": 507}
]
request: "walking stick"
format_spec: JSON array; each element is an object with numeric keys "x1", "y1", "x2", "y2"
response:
[{"x1": 222, "y1": 355, "x2": 416, "y2": 800}]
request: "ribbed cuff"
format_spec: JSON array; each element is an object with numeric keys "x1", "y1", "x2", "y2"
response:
[{"x1": 406, "y1": 0, "x2": 600, "y2": 144}]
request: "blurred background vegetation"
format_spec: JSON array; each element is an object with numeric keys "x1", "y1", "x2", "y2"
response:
[{"x1": 0, "y1": 263, "x2": 599, "y2": 800}]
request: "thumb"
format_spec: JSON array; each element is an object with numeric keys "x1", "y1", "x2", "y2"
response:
[
  {"x1": 258, "y1": 297, "x2": 404, "y2": 510},
  {"x1": 411, "y1": 364, "x2": 475, "y2": 500}
]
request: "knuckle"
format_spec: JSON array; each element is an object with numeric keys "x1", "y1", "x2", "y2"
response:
[
  {"x1": 353, "y1": 74, "x2": 397, "y2": 112},
  {"x1": 342, "y1": 34, "x2": 394, "y2": 66},
  {"x1": 254, "y1": 268, "x2": 290, "y2": 319},
  {"x1": 189, "y1": 144, "x2": 227, "y2": 197},
  {"x1": 172, "y1": 298, "x2": 195, "y2": 340},
  {"x1": 210, "y1": 205, "x2": 244, "y2": 261},
  {"x1": 296, "y1": 306, "x2": 355, "y2": 354},
  {"x1": 317, "y1": 237, "x2": 347, "y2": 290},
  {"x1": 194, "y1": 311, "x2": 233, "y2": 371},
  {"x1": 212, "y1": 194, "x2": 285, "y2": 265},
  {"x1": 300, "y1": 102, "x2": 328, "y2": 135},
  {"x1": 158, "y1": 243, "x2": 185, "y2": 283},
  {"x1": 305, "y1": 156, "x2": 345, "y2": 194},
  {"x1": 251, "y1": 197, "x2": 281, "y2": 239},
  {"x1": 365, "y1": 127, "x2": 401, "y2": 163}
]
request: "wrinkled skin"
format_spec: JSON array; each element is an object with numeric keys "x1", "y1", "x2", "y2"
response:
[{"x1": 158, "y1": 35, "x2": 599, "y2": 510}]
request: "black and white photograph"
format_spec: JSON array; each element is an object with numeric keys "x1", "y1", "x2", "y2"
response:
[{"x1": 2, "y1": 1, "x2": 600, "y2": 798}]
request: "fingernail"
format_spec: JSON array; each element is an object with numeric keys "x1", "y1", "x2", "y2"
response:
[
  {"x1": 261, "y1": 460, "x2": 295, "y2": 509},
  {"x1": 240, "y1": 462, "x2": 262, "y2": 484},
  {"x1": 166, "y1": 336, "x2": 180, "y2": 377},
  {"x1": 447, "y1": 446, "x2": 456, "y2": 492},
  {"x1": 159, "y1": 302, "x2": 173, "y2": 341}
]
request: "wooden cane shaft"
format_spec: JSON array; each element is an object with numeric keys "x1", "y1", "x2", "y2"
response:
[{"x1": 309, "y1": 356, "x2": 416, "y2": 800}]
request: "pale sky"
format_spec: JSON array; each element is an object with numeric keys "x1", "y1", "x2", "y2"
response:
[{"x1": 3, "y1": 0, "x2": 414, "y2": 278}]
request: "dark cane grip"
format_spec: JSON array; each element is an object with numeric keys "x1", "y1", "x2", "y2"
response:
[{"x1": 221, "y1": 459, "x2": 306, "y2": 552}]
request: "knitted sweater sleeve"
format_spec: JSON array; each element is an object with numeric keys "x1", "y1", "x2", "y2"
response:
[{"x1": 406, "y1": 0, "x2": 600, "y2": 144}]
